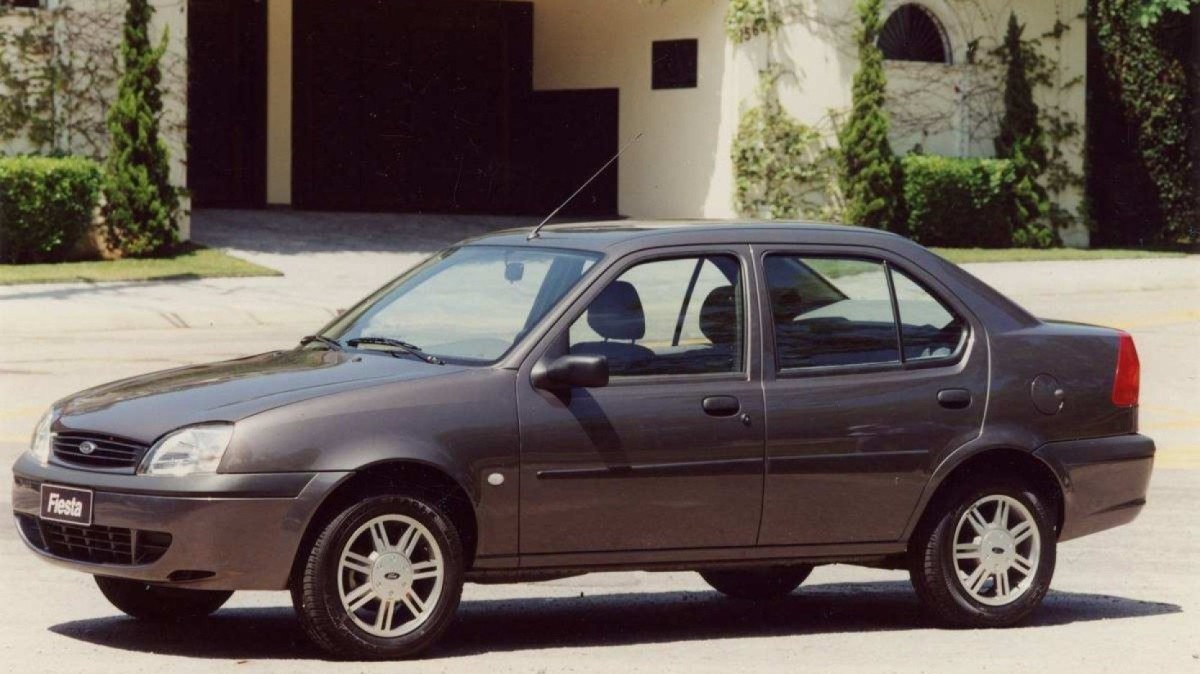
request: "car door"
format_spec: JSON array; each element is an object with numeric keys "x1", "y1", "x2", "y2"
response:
[
  {"x1": 756, "y1": 247, "x2": 987, "y2": 545},
  {"x1": 516, "y1": 246, "x2": 766, "y2": 555}
]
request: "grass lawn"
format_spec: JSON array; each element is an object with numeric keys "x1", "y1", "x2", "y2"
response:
[
  {"x1": 0, "y1": 246, "x2": 280, "y2": 285},
  {"x1": 933, "y1": 247, "x2": 1190, "y2": 264}
]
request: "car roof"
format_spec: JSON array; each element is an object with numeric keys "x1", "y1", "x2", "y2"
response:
[{"x1": 461, "y1": 219, "x2": 908, "y2": 253}]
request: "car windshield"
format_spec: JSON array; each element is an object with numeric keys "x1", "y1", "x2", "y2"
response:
[{"x1": 323, "y1": 245, "x2": 601, "y2": 363}]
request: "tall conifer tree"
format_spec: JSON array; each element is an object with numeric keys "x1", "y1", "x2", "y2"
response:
[
  {"x1": 994, "y1": 12, "x2": 1048, "y2": 233},
  {"x1": 103, "y1": 0, "x2": 178, "y2": 256},
  {"x1": 839, "y1": 0, "x2": 904, "y2": 230}
]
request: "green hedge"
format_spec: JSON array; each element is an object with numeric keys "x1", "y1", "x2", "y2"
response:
[
  {"x1": 901, "y1": 155, "x2": 1019, "y2": 248},
  {"x1": 0, "y1": 156, "x2": 104, "y2": 263}
]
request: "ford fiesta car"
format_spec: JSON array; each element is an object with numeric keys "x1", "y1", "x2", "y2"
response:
[{"x1": 12, "y1": 221, "x2": 1154, "y2": 659}]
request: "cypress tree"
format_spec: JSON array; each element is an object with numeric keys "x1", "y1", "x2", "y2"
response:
[
  {"x1": 103, "y1": 0, "x2": 179, "y2": 256},
  {"x1": 838, "y1": 0, "x2": 903, "y2": 231},
  {"x1": 994, "y1": 12, "x2": 1049, "y2": 239}
]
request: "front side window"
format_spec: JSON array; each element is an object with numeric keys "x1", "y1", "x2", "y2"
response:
[
  {"x1": 326, "y1": 245, "x2": 599, "y2": 363},
  {"x1": 766, "y1": 254, "x2": 965, "y2": 371},
  {"x1": 568, "y1": 255, "x2": 743, "y2": 376}
]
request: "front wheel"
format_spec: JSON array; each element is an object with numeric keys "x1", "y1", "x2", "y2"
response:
[
  {"x1": 94, "y1": 576, "x2": 232, "y2": 621},
  {"x1": 700, "y1": 565, "x2": 813, "y2": 600},
  {"x1": 909, "y1": 480, "x2": 1056, "y2": 627},
  {"x1": 291, "y1": 494, "x2": 464, "y2": 660}
]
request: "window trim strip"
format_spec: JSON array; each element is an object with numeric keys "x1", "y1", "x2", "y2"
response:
[{"x1": 883, "y1": 260, "x2": 907, "y2": 366}]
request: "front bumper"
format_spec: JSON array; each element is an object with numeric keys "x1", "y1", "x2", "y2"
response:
[
  {"x1": 1035, "y1": 433, "x2": 1155, "y2": 542},
  {"x1": 11, "y1": 453, "x2": 349, "y2": 590}
]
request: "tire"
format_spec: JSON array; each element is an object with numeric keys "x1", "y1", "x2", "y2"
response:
[
  {"x1": 94, "y1": 576, "x2": 232, "y2": 621},
  {"x1": 699, "y1": 565, "x2": 813, "y2": 600},
  {"x1": 909, "y1": 478, "x2": 1057, "y2": 628},
  {"x1": 291, "y1": 494, "x2": 464, "y2": 660}
]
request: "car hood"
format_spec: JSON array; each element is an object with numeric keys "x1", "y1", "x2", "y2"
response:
[{"x1": 53, "y1": 349, "x2": 464, "y2": 444}]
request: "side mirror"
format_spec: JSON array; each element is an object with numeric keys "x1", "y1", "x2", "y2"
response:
[{"x1": 531, "y1": 354, "x2": 609, "y2": 390}]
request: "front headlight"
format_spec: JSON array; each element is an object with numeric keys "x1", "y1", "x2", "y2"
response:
[
  {"x1": 29, "y1": 410, "x2": 52, "y2": 466},
  {"x1": 139, "y1": 424, "x2": 234, "y2": 476}
]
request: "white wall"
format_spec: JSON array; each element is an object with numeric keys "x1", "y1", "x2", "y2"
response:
[
  {"x1": 532, "y1": 0, "x2": 1089, "y2": 244},
  {"x1": 531, "y1": 0, "x2": 746, "y2": 219}
]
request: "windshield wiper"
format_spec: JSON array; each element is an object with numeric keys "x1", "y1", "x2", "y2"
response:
[
  {"x1": 299, "y1": 335, "x2": 344, "y2": 351},
  {"x1": 347, "y1": 337, "x2": 444, "y2": 365}
]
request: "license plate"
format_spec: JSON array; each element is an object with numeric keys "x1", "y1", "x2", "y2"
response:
[{"x1": 40, "y1": 484, "x2": 93, "y2": 526}]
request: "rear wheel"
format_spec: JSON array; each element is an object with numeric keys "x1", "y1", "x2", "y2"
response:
[
  {"x1": 291, "y1": 494, "x2": 464, "y2": 660},
  {"x1": 94, "y1": 576, "x2": 232, "y2": 621},
  {"x1": 699, "y1": 565, "x2": 813, "y2": 600},
  {"x1": 909, "y1": 479, "x2": 1056, "y2": 627}
]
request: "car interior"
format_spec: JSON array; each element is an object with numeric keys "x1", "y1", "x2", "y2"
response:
[{"x1": 570, "y1": 255, "x2": 743, "y2": 376}]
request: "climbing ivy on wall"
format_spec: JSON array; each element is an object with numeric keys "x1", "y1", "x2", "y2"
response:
[
  {"x1": 0, "y1": 6, "x2": 60, "y2": 150},
  {"x1": 0, "y1": 1, "x2": 183, "y2": 161},
  {"x1": 1135, "y1": 0, "x2": 1200, "y2": 26},
  {"x1": 727, "y1": 0, "x2": 843, "y2": 220},
  {"x1": 1091, "y1": 0, "x2": 1197, "y2": 243},
  {"x1": 732, "y1": 66, "x2": 842, "y2": 219},
  {"x1": 725, "y1": 0, "x2": 781, "y2": 44}
]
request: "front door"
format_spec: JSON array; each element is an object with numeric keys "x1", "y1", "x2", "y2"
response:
[
  {"x1": 756, "y1": 249, "x2": 988, "y2": 545},
  {"x1": 517, "y1": 247, "x2": 765, "y2": 555}
]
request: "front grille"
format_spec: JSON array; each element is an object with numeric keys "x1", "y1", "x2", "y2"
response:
[
  {"x1": 53, "y1": 432, "x2": 148, "y2": 471},
  {"x1": 17, "y1": 514, "x2": 172, "y2": 565}
]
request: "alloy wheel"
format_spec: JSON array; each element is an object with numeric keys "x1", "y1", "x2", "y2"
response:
[
  {"x1": 952, "y1": 494, "x2": 1041, "y2": 606},
  {"x1": 336, "y1": 514, "x2": 445, "y2": 637}
]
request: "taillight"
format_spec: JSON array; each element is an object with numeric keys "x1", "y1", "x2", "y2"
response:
[{"x1": 1111, "y1": 332, "x2": 1140, "y2": 407}]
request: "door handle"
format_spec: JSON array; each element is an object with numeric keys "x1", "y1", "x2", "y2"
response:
[
  {"x1": 702, "y1": 396, "x2": 741, "y2": 417},
  {"x1": 937, "y1": 388, "x2": 972, "y2": 410}
]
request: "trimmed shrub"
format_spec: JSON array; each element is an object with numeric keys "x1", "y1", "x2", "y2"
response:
[
  {"x1": 901, "y1": 155, "x2": 1019, "y2": 248},
  {"x1": 0, "y1": 155, "x2": 103, "y2": 263}
]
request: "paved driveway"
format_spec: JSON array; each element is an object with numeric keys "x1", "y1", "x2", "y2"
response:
[{"x1": 0, "y1": 211, "x2": 1197, "y2": 672}]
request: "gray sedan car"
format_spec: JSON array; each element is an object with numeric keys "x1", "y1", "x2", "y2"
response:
[{"x1": 12, "y1": 222, "x2": 1154, "y2": 659}]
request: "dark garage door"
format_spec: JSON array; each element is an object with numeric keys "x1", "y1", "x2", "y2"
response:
[
  {"x1": 293, "y1": 0, "x2": 618, "y2": 216},
  {"x1": 187, "y1": 0, "x2": 267, "y2": 208}
]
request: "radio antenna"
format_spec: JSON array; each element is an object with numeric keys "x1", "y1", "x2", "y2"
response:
[{"x1": 527, "y1": 132, "x2": 643, "y2": 240}]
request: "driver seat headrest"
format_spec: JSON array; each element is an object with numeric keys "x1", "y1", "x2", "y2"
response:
[{"x1": 588, "y1": 280, "x2": 645, "y2": 341}]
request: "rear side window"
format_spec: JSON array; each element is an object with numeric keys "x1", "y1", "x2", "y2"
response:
[
  {"x1": 891, "y1": 268, "x2": 966, "y2": 361},
  {"x1": 765, "y1": 256, "x2": 900, "y2": 369},
  {"x1": 765, "y1": 255, "x2": 965, "y2": 371}
]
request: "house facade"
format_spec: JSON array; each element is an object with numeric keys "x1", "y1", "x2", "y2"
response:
[{"x1": 0, "y1": 0, "x2": 1089, "y2": 245}]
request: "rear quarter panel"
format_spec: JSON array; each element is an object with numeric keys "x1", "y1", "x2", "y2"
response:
[{"x1": 985, "y1": 322, "x2": 1133, "y2": 445}]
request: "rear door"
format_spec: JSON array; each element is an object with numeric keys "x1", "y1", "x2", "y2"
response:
[{"x1": 756, "y1": 247, "x2": 988, "y2": 545}]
